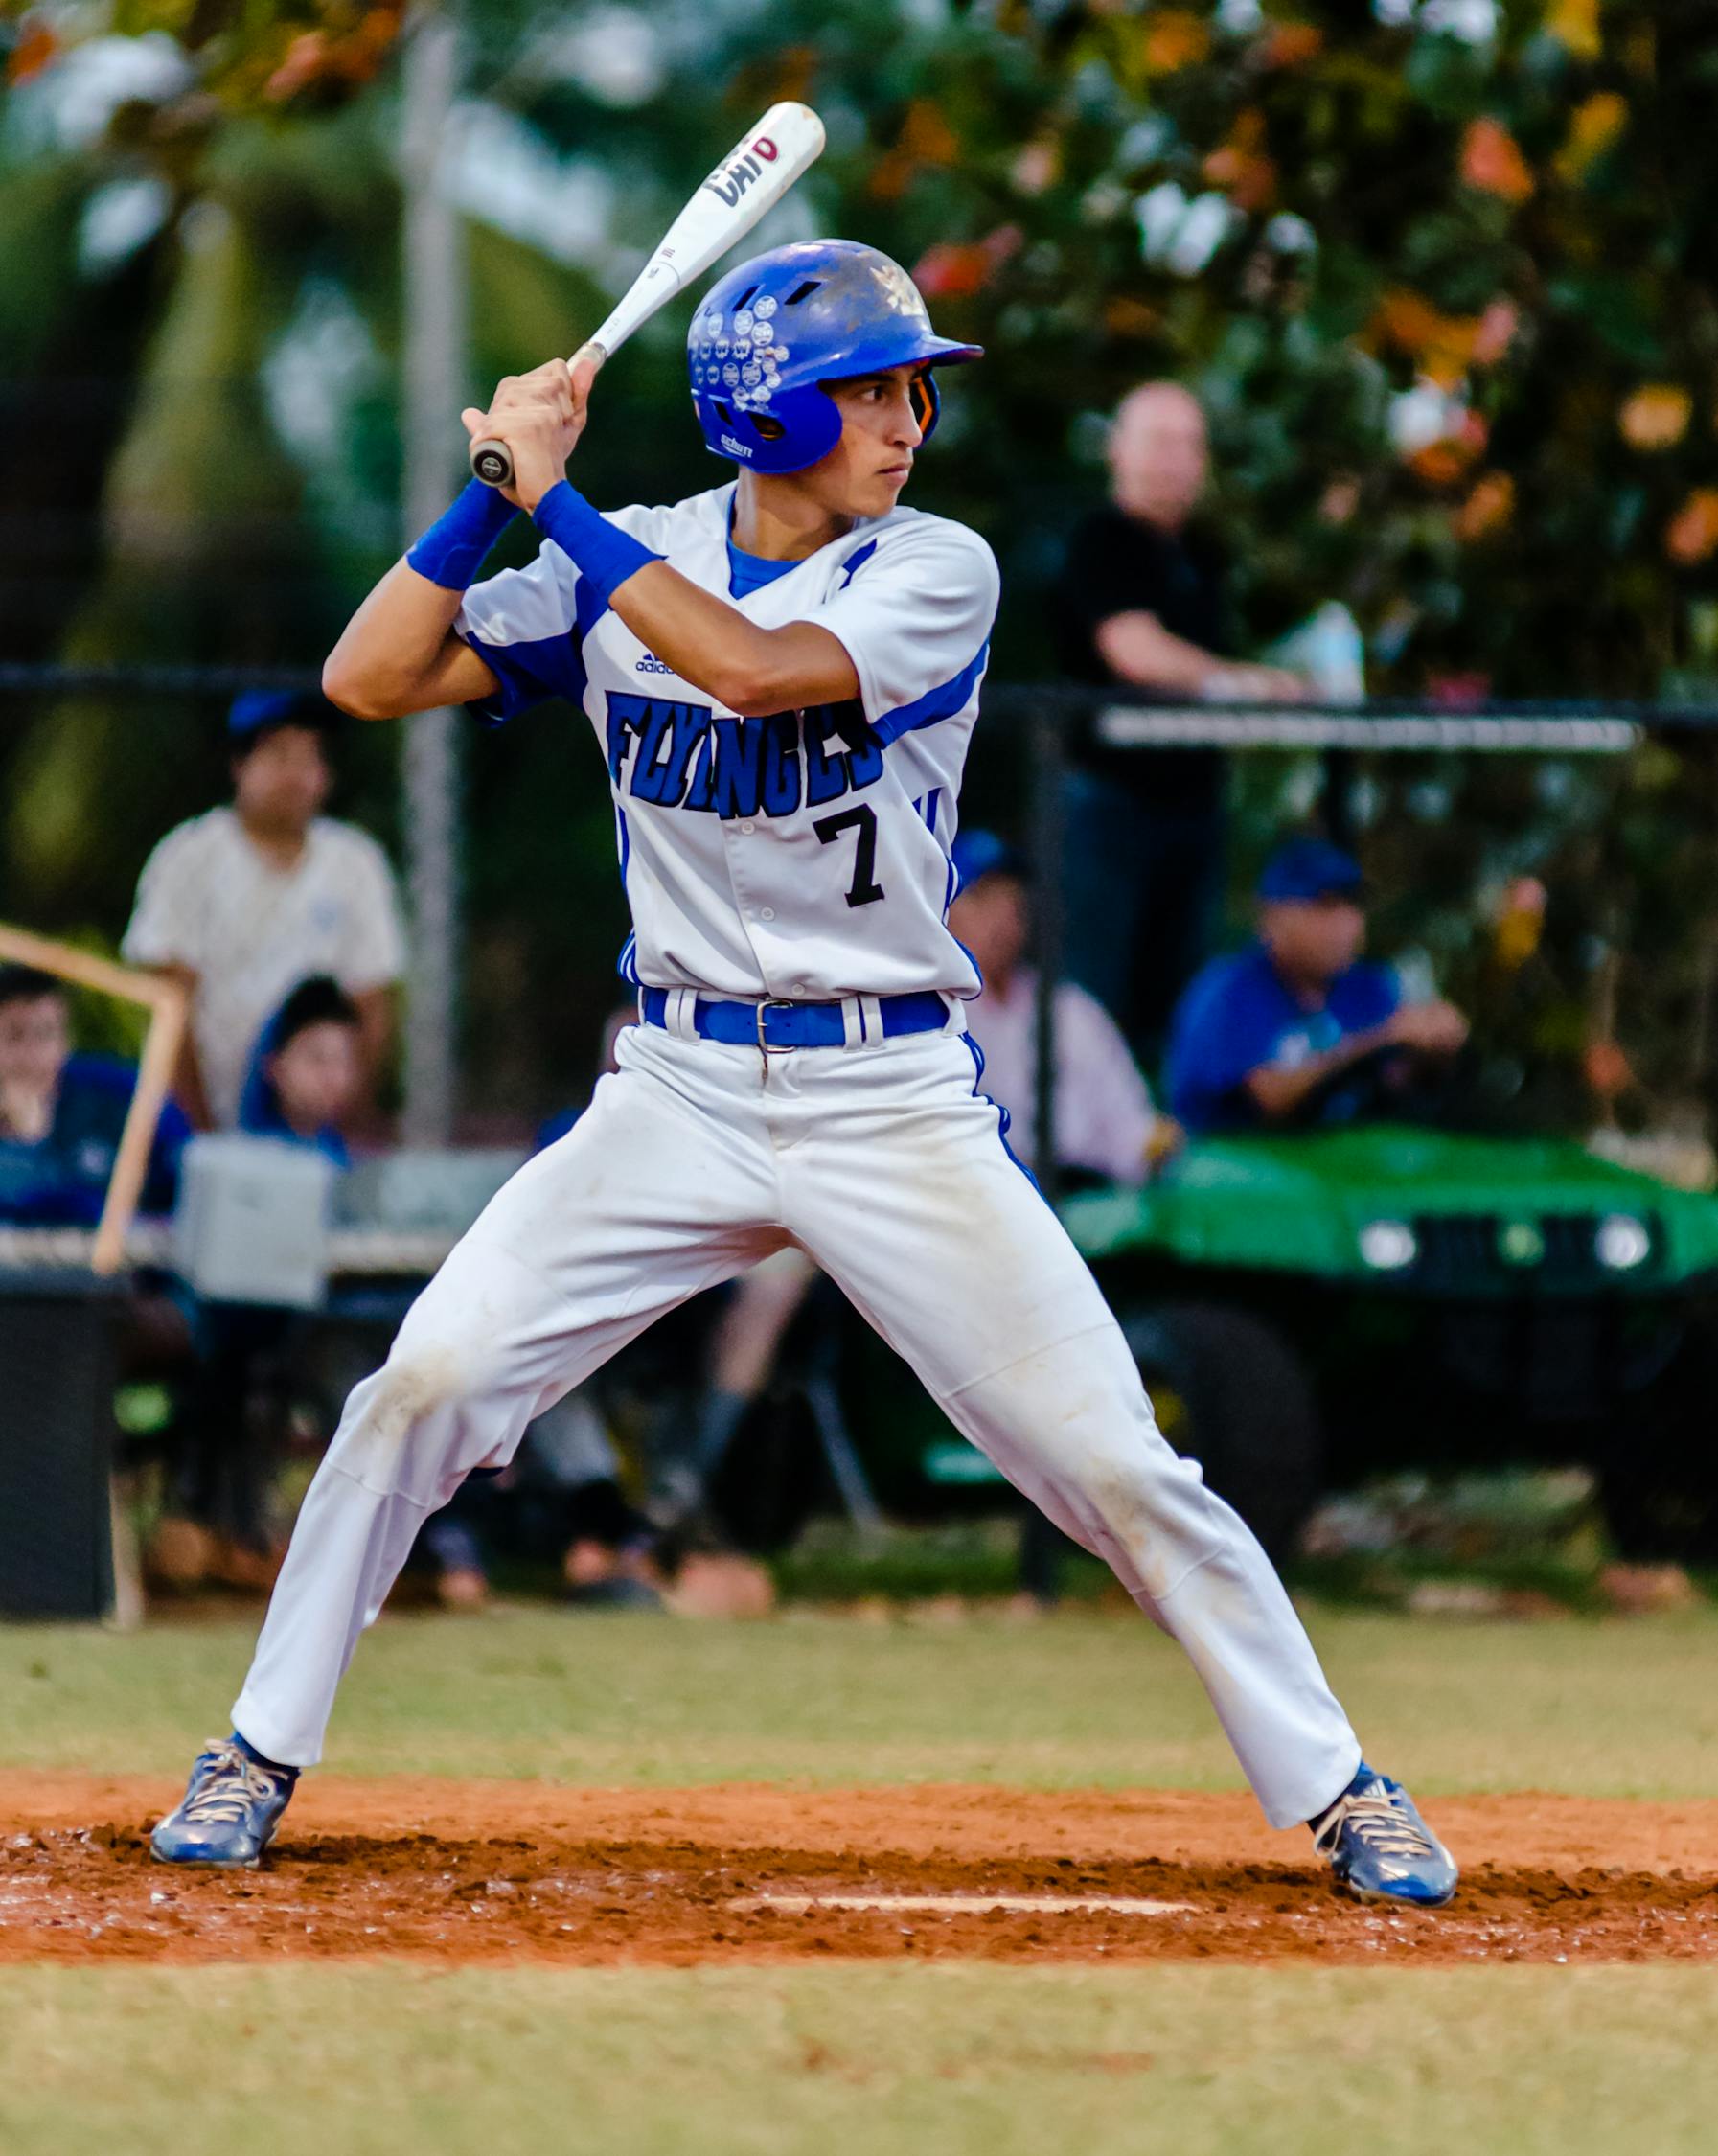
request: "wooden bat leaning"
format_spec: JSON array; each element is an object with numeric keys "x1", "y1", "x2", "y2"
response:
[{"x1": 469, "y1": 101, "x2": 826, "y2": 490}]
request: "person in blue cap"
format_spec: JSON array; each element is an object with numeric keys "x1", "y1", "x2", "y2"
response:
[
  {"x1": 122, "y1": 691, "x2": 404, "y2": 1132},
  {"x1": 1167, "y1": 837, "x2": 1469, "y2": 1135}
]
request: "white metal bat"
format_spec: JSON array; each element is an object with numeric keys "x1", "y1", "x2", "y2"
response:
[{"x1": 469, "y1": 101, "x2": 827, "y2": 489}]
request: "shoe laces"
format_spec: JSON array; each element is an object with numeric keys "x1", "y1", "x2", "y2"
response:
[
  {"x1": 1314, "y1": 1778, "x2": 1437, "y2": 1864},
  {"x1": 181, "y1": 1741, "x2": 285, "y2": 1827}
]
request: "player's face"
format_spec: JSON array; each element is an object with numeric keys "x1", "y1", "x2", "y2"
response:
[
  {"x1": 233, "y1": 724, "x2": 331, "y2": 837},
  {"x1": 266, "y1": 1020, "x2": 361, "y2": 1134},
  {"x1": 0, "y1": 993, "x2": 70, "y2": 1100},
  {"x1": 949, "y1": 873, "x2": 1030, "y2": 983},
  {"x1": 802, "y1": 366, "x2": 928, "y2": 519},
  {"x1": 1261, "y1": 895, "x2": 1366, "y2": 986}
]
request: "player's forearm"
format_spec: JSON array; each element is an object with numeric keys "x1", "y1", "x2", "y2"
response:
[
  {"x1": 326, "y1": 481, "x2": 517, "y2": 719},
  {"x1": 608, "y1": 561, "x2": 859, "y2": 715},
  {"x1": 323, "y1": 563, "x2": 484, "y2": 720}
]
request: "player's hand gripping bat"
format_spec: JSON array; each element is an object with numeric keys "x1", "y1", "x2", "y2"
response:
[{"x1": 467, "y1": 102, "x2": 826, "y2": 490}]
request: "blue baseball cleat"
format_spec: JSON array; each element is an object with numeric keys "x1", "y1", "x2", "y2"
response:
[
  {"x1": 1311, "y1": 1763, "x2": 1458, "y2": 1908},
  {"x1": 150, "y1": 1737, "x2": 298, "y2": 1869}
]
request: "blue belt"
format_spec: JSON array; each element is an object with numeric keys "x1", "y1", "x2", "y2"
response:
[{"x1": 640, "y1": 986, "x2": 949, "y2": 1051}]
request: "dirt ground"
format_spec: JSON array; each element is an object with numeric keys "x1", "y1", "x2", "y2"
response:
[{"x1": 2, "y1": 1773, "x2": 1714, "y2": 1969}]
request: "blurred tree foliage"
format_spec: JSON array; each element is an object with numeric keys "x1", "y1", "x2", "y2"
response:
[{"x1": 4, "y1": 0, "x2": 1718, "y2": 1127}]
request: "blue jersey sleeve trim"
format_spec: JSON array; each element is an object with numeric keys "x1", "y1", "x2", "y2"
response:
[
  {"x1": 838, "y1": 538, "x2": 879, "y2": 587},
  {"x1": 871, "y1": 637, "x2": 991, "y2": 747},
  {"x1": 457, "y1": 627, "x2": 590, "y2": 727}
]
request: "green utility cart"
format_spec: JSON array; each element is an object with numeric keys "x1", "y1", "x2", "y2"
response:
[{"x1": 1054, "y1": 1126, "x2": 1718, "y2": 1562}]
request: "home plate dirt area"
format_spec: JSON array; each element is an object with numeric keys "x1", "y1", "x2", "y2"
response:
[{"x1": 3, "y1": 1777, "x2": 1714, "y2": 1968}]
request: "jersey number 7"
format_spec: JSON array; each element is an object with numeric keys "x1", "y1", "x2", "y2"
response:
[{"x1": 813, "y1": 805, "x2": 886, "y2": 908}]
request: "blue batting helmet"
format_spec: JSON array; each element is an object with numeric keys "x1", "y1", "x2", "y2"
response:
[{"x1": 688, "y1": 239, "x2": 982, "y2": 475}]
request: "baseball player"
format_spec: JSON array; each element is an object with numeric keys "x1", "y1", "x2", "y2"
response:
[{"x1": 151, "y1": 240, "x2": 1455, "y2": 1907}]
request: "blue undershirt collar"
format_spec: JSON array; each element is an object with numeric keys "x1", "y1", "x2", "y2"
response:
[{"x1": 724, "y1": 504, "x2": 803, "y2": 599}]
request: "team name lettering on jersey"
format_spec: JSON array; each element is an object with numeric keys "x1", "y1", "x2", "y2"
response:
[{"x1": 604, "y1": 694, "x2": 883, "y2": 821}]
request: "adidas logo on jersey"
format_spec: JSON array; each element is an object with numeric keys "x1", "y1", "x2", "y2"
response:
[{"x1": 635, "y1": 652, "x2": 676, "y2": 675}]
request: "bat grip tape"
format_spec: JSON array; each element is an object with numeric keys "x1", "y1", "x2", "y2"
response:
[
  {"x1": 406, "y1": 480, "x2": 519, "y2": 590},
  {"x1": 531, "y1": 481, "x2": 662, "y2": 606}
]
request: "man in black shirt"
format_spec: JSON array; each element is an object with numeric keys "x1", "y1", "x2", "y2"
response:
[{"x1": 1051, "y1": 382, "x2": 1303, "y2": 1062}]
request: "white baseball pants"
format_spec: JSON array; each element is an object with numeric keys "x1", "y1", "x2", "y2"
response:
[{"x1": 233, "y1": 1016, "x2": 1362, "y2": 1827}]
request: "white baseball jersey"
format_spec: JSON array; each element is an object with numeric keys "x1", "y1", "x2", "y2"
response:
[{"x1": 455, "y1": 483, "x2": 998, "y2": 1001}]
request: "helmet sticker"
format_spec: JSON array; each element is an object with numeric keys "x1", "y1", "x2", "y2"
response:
[{"x1": 871, "y1": 257, "x2": 930, "y2": 321}]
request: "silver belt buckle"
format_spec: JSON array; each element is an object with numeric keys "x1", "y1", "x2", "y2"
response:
[{"x1": 755, "y1": 999, "x2": 797, "y2": 1056}]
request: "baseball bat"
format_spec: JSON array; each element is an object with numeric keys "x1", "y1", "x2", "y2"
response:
[{"x1": 468, "y1": 101, "x2": 827, "y2": 490}]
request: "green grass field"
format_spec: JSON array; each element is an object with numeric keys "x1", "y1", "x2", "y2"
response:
[
  {"x1": 5, "y1": 1598, "x2": 1718, "y2": 1795},
  {"x1": 6, "y1": 1963, "x2": 1718, "y2": 2156},
  {"x1": 4, "y1": 1599, "x2": 1716, "y2": 2154}
]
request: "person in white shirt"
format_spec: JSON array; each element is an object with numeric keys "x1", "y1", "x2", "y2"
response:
[
  {"x1": 150, "y1": 237, "x2": 1455, "y2": 1910},
  {"x1": 121, "y1": 692, "x2": 406, "y2": 1129},
  {"x1": 948, "y1": 829, "x2": 1179, "y2": 1186}
]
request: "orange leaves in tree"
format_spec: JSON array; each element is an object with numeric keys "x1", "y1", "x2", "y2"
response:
[
  {"x1": 1619, "y1": 386, "x2": 1692, "y2": 451},
  {"x1": 1556, "y1": 92, "x2": 1628, "y2": 183},
  {"x1": 870, "y1": 98, "x2": 961, "y2": 202},
  {"x1": 1460, "y1": 118, "x2": 1534, "y2": 205},
  {"x1": 263, "y1": 8, "x2": 403, "y2": 103},
  {"x1": 1455, "y1": 471, "x2": 1515, "y2": 542},
  {"x1": 1666, "y1": 491, "x2": 1718, "y2": 567},
  {"x1": 6, "y1": 15, "x2": 58, "y2": 83},
  {"x1": 1141, "y1": 11, "x2": 1210, "y2": 73},
  {"x1": 1262, "y1": 22, "x2": 1323, "y2": 69},
  {"x1": 1203, "y1": 110, "x2": 1275, "y2": 214},
  {"x1": 1371, "y1": 290, "x2": 1519, "y2": 389},
  {"x1": 912, "y1": 226, "x2": 1022, "y2": 301}
]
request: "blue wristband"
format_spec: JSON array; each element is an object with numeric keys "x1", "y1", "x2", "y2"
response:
[
  {"x1": 405, "y1": 480, "x2": 518, "y2": 590},
  {"x1": 531, "y1": 480, "x2": 661, "y2": 606}
]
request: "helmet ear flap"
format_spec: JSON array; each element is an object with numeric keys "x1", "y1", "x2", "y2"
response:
[{"x1": 909, "y1": 370, "x2": 940, "y2": 440}]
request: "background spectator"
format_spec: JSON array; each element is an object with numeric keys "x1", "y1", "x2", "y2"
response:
[
  {"x1": 1168, "y1": 838, "x2": 1469, "y2": 1135},
  {"x1": 121, "y1": 691, "x2": 405, "y2": 1131},
  {"x1": 238, "y1": 975, "x2": 366, "y2": 1167},
  {"x1": 1050, "y1": 382, "x2": 1306, "y2": 1063},
  {"x1": 0, "y1": 964, "x2": 187, "y2": 1227},
  {"x1": 949, "y1": 831, "x2": 1179, "y2": 1187}
]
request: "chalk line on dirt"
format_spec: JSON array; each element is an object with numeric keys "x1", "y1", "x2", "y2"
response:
[{"x1": 731, "y1": 1892, "x2": 1197, "y2": 1917}]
